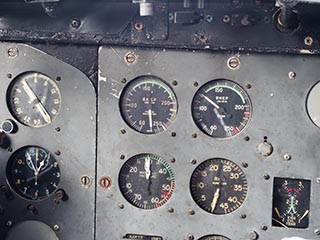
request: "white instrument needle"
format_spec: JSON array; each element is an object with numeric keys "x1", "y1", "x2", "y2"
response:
[
  {"x1": 144, "y1": 156, "x2": 151, "y2": 180},
  {"x1": 22, "y1": 80, "x2": 52, "y2": 124},
  {"x1": 148, "y1": 109, "x2": 153, "y2": 129},
  {"x1": 211, "y1": 188, "x2": 220, "y2": 212},
  {"x1": 200, "y1": 94, "x2": 220, "y2": 109}
]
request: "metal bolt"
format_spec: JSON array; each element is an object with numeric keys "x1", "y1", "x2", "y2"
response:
[
  {"x1": 81, "y1": 175, "x2": 92, "y2": 188},
  {"x1": 314, "y1": 227, "x2": 320, "y2": 235},
  {"x1": 171, "y1": 132, "x2": 176, "y2": 137},
  {"x1": 55, "y1": 127, "x2": 61, "y2": 132},
  {"x1": 124, "y1": 52, "x2": 137, "y2": 65},
  {"x1": 193, "y1": 81, "x2": 199, "y2": 87},
  {"x1": 304, "y1": 36, "x2": 313, "y2": 46},
  {"x1": 223, "y1": 15, "x2": 230, "y2": 23},
  {"x1": 118, "y1": 203, "x2": 124, "y2": 209},
  {"x1": 53, "y1": 224, "x2": 60, "y2": 231},
  {"x1": 240, "y1": 213, "x2": 247, "y2": 219},
  {"x1": 188, "y1": 234, "x2": 195, "y2": 240},
  {"x1": 170, "y1": 158, "x2": 176, "y2": 163},
  {"x1": 227, "y1": 57, "x2": 240, "y2": 70},
  {"x1": 316, "y1": 177, "x2": 320, "y2": 184},
  {"x1": 288, "y1": 71, "x2": 296, "y2": 79},
  {"x1": 168, "y1": 207, "x2": 174, "y2": 213},
  {"x1": 242, "y1": 162, "x2": 248, "y2": 168},
  {"x1": 206, "y1": 15, "x2": 213, "y2": 22},
  {"x1": 71, "y1": 19, "x2": 81, "y2": 29},
  {"x1": 264, "y1": 174, "x2": 270, "y2": 180},
  {"x1": 7, "y1": 47, "x2": 18, "y2": 58},
  {"x1": 283, "y1": 153, "x2": 291, "y2": 161},
  {"x1": 249, "y1": 231, "x2": 259, "y2": 240},
  {"x1": 261, "y1": 225, "x2": 268, "y2": 231},
  {"x1": 6, "y1": 221, "x2": 12, "y2": 227},
  {"x1": 100, "y1": 176, "x2": 112, "y2": 189},
  {"x1": 188, "y1": 209, "x2": 195, "y2": 215},
  {"x1": 120, "y1": 154, "x2": 125, "y2": 160},
  {"x1": 192, "y1": 133, "x2": 197, "y2": 138},
  {"x1": 172, "y1": 80, "x2": 178, "y2": 86},
  {"x1": 120, "y1": 128, "x2": 126, "y2": 134},
  {"x1": 191, "y1": 159, "x2": 197, "y2": 165}
]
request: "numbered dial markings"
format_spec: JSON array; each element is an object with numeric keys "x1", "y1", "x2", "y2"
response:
[
  {"x1": 190, "y1": 158, "x2": 247, "y2": 215},
  {"x1": 198, "y1": 235, "x2": 231, "y2": 240},
  {"x1": 120, "y1": 76, "x2": 178, "y2": 134},
  {"x1": 6, "y1": 146, "x2": 61, "y2": 200},
  {"x1": 8, "y1": 72, "x2": 62, "y2": 128},
  {"x1": 119, "y1": 154, "x2": 175, "y2": 209},
  {"x1": 272, "y1": 178, "x2": 311, "y2": 229},
  {"x1": 192, "y1": 80, "x2": 251, "y2": 138}
]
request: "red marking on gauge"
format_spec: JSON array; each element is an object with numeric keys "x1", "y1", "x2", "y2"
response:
[
  {"x1": 244, "y1": 112, "x2": 251, "y2": 117},
  {"x1": 161, "y1": 190, "x2": 171, "y2": 198},
  {"x1": 294, "y1": 188, "x2": 299, "y2": 194},
  {"x1": 233, "y1": 128, "x2": 239, "y2": 134},
  {"x1": 286, "y1": 188, "x2": 292, "y2": 193}
]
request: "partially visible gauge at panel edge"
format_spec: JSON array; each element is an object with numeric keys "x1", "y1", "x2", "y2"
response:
[
  {"x1": 190, "y1": 158, "x2": 247, "y2": 215},
  {"x1": 198, "y1": 235, "x2": 231, "y2": 240},
  {"x1": 120, "y1": 76, "x2": 178, "y2": 134},
  {"x1": 6, "y1": 146, "x2": 61, "y2": 200},
  {"x1": 119, "y1": 153, "x2": 175, "y2": 209},
  {"x1": 7, "y1": 72, "x2": 62, "y2": 128},
  {"x1": 192, "y1": 79, "x2": 251, "y2": 138}
]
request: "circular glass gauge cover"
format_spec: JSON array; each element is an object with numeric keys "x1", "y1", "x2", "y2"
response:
[
  {"x1": 7, "y1": 72, "x2": 62, "y2": 128},
  {"x1": 192, "y1": 79, "x2": 251, "y2": 138},
  {"x1": 198, "y1": 235, "x2": 231, "y2": 240},
  {"x1": 6, "y1": 146, "x2": 61, "y2": 200},
  {"x1": 119, "y1": 75, "x2": 178, "y2": 134},
  {"x1": 306, "y1": 81, "x2": 320, "y2": 128},
  {"x1": 190, "y1": 158, "x2": 247, "y2": 215},
  {"x1": 119, "y1": 153, "x2": 175, "y2": 209}
]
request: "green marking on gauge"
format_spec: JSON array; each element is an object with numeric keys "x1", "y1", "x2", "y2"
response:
[
  {"x1": 205, "y1": 84, "x2": 245, "y2": 103},
  {"x1": 133, "y1": 80, "x2": 175, "y2": 99}
]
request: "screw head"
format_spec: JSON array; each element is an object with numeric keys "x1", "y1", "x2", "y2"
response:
[
  {"x1": 188, "y1": 234, "x2": 195, "y2": 240},
  {"x1": 55, "y1": 150, "x2": 61, "y2": 156},
  {"x1": 120, "y1": 128, "x2": 126, "y2": 134},
  {"x1": 71, "y1": 19, "x2": 81, "y2": 29},
  {"x1": 7, "y1": 47, "x2": 18, "y2": 58},
  {"x1": 240, "y1": 213, "x2": 247, "y2": 219},
  {"x1": 288, "y1": 71, "x2": 296, "y2": 79},
  {"x1": 188, "y1": 209, "x2": 195, "y2": 215},
  {"x1": 168, "y1": 207, "x2": 174, "y2": 213},
  {"x1": 191, "y1": 159, "x2": 197, "y2": 165},
  {"x1": 6, "y1": 221, "x2": 12, "y2": 227},
  {"x1": 283, "y1": 153, "x2": 291, "y2": 161},
  {"x1": 261, "y1": 225, "x2": 268, "y2": 231},
  {"x1": 249, "y1": 231, "x2": 259, "y2": 240},
  {"x1": 81, "y1": 176, "x2": 92, "y2": 188},
  {"x1": 192, "y1": 133, "x2": 197, "y2": 138},
  {"x1": 304, "y1": 36, "x2": 313, "y2": 46},
  {"x1": 118, "y1": 203, "x2": 124, "y2": 209},
  {"x1": 124, "y1": 52, "x2": 137, "y2": 65},
  {"x1": 120, "y1": 154, "x2": 125, "y2": 160},
  {"x1": 53, "y1": 224, "x2": 60, "y2": 231},
  {"x1": 314, "y1": 227, "x2": 320, "y2": 235},
  {"x1": 264, "y1": 174, "x2": 270, "y2": 180},
  {"x1": 99, "y1": 176, "x2": 112, "y2": 189},
  {"x1": 316, "y1": 177, "x2": 320, "y2": 184},
  {"x1": 227, "y1": 56, "x2": 240, "y2": 70}
]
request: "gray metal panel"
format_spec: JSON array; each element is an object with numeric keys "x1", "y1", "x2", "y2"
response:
[
  {"x1": 0, "y1": 43, "x2": 96, "y2": 240},
  {"x1": 98, "y1": 46, "x2": 320, "y2": 240}
]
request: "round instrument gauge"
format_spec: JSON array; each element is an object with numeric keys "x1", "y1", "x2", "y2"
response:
[
  {"x1": 192, "y1": 79, "x2": 251, "y2": 138},
  {"x1": 7, "y1": 72, "x2": 62, "y2": 128},
  {"x1": 119, "y1": 153, "x2": 175, "y2": 209},
  {"x1": 198, "y1": 235, "x2": 231, "y2": 240},
  {"x1": 306, "y1": 81, "x2": 320, "y2": 128},
  {"x1": 190, "y1": 158, "x2": 247, "y2": 215},
  {"x1": 119, "y1": 76, "x2": 178, "y2": 134},
  {"x1": 6, "y1": 146, "x2": 61, "y2": 200}
]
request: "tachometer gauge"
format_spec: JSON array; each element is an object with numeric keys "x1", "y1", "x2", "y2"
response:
[
  {"x1": 119, "y1": 153, "x2": 175, "y2": 209},
  {"x1": 7, "y1": 72, "x2": 62, "y2": 128},
  {"x1": 6, "y1": 146, "x2": 61, "y2": 200},
  {"x1": 119, "y1": 76, "x2": 178, "y2": 134},
  {"x1": 192, "y1": 79, "x2": 251, "y2": 138},
  {"x1": 190, "y1": 158, "x2": 247, "y2": 215},
  {"x1": 272, "y1": 177, "x2": 311, "y2": 229},
  {"x1": 198, "y1": 235, "x2": 231, "y2": 240}
]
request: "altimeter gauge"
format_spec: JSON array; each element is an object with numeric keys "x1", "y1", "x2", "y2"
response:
[
  {"x1": 119, "y1": 153, "x2": 175, "y2": 209},
  {"x1": 6, "y1": 146, "x2": 61, "y2": 200},
  {"x1": 119, "y1": 76, "x2": 178, "y2": 134},
  {"x1": 7, "y1": 72, "x2": 62, "y2": 128},
  {"x1": 190, "y1": 158, "x2": 247, "y2": 214}
]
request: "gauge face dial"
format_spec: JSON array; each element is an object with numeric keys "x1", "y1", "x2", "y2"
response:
[
  {"x1": 190, "y1": 158, "x2": 247, "y2": 215},
  {"x1": 119, "y1": 153, "x2": 175, "y2": 209},
  {"x1": 6, "y1": 146, "x2": 61, "y2": 200},
  {"x1": 119, "y1": 76, "x2": 178, "y2": 134},
  {"x1": 198, "y1": 235, "x2": 230, "y2": 240},
  {"x1": 7, "y1": 72, "x2": 62, "y2": 128},
  {"x1": 272, "y1": 177, "x2": 311, "y2": 229},
  {"x1": 192, "y1": 79, "x2": 251, "y2": 138}
]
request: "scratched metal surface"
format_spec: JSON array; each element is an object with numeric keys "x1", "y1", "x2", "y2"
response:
[{"x1": 97, "y1": 46, "x2": 320, "y2": 240}]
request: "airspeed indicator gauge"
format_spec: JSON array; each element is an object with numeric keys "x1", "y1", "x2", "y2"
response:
[
  {"x1": 119, "y1": 76, "x2": 178, "y2": 134},
  {"x1": 119, "y1": 153, "x2": 175, "y2": 209},
  {"x1": 192, "y1": 79, "x2": 251, "y2": 138}
]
